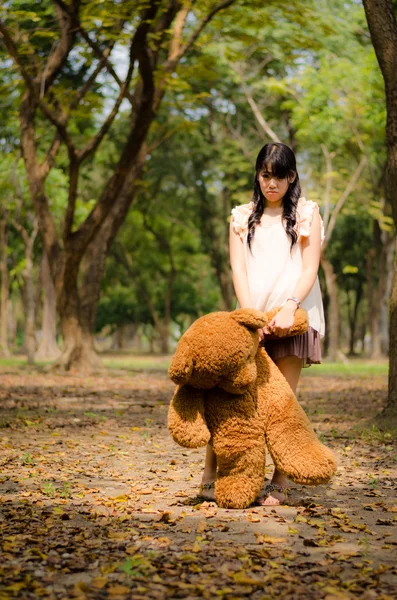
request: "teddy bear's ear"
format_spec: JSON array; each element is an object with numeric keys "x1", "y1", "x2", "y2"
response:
[{"x1": 230, "y1": 308, "x2": 268, "y2": 330}]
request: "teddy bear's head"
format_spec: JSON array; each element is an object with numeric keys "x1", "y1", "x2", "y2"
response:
[{"x1": 169, "y1": 309, "x2": 268, "y2": 394}]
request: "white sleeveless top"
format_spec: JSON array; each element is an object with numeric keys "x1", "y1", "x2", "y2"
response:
[{"x1": 231, "y1": 197, "x2": 325, "y2": 337}]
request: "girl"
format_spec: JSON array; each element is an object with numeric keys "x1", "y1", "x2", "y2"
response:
[{"x1": 200, "y1": 142, "x2": 325, "y2": 506}]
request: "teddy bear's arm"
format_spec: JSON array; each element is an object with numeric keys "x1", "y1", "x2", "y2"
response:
[
  {"x1": 259, "y1": 355, "x2": 337, "y2": 485},
  {"x1": 168, "y1": 385, "x2": 211, "y2": 448}
]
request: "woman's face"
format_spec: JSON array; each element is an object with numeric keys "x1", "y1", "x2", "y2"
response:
[{"x1": 257, "y1": 167, "x2": 295, "y2": 205}]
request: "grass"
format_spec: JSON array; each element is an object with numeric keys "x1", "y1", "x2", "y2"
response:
[
  {"x1": 303, "y1": 360, "x2": 388, "y2": 377},
  {"x1": 0, "y1": 354, "x2": 389, "y2": 376},
  {"x1": 0, "y1": 353, "x2": 171, "y2": 372}
]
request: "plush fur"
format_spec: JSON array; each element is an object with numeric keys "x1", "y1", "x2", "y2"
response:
[{"x1": 168, "y1": 307, "x2": 337, "y2": 509}]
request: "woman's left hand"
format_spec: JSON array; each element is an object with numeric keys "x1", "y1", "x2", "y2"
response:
[{"x1": 267, "y1": 306, "x2": 295, "y2": 337}]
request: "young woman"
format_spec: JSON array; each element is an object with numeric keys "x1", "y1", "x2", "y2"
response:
[{"x1": 200, "y1": 142, "x2": 325, "y2": 506}]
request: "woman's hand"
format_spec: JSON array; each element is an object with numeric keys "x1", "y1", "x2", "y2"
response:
[{"x1": 267, "y1": 304, "x2": 296, "y2": 337}]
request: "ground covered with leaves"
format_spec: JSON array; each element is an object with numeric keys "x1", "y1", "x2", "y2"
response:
[{"x1": 0, "y1": 362, "x2": 396, "y2": 599}]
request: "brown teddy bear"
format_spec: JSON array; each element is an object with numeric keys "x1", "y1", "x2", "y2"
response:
[{"x1": 168, "y1": 307, "x2": 336, "y2": 509}]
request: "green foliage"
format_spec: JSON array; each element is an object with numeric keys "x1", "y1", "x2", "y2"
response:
[{"x1": 0, "y1": 0, "x2": 393, "y2": 354}]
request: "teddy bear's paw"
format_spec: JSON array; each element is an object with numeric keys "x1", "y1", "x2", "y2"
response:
[
  {"x1": 215, "y1": 477, "x2": 262, "y2": 510},
  {"x1": 279, "y1": 446, "x2": 337, "y2": 486}
]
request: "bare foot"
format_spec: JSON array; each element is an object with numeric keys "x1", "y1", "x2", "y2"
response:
[
  {"x1": 257, "y1": 483, "x2": 287, "y2": 506},
  {"x1": 199, "y1": 481, "x2": 215, "y2": 500}
]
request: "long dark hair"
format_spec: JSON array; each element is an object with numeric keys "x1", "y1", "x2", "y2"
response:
[{"x1": 247, "y1": 143, "x2": 301, "y2": 251}]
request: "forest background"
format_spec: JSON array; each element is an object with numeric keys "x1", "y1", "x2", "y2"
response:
[{"x1": 0, "y1": 0, "x2": 395, "y2": 384}]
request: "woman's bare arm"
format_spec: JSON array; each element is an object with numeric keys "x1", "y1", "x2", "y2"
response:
[
  {"x1": 290, "y1": 204, "x2": 321, "y2": 304},
  {"x1": 269, "y1": 206, "x2": 322, "y2": 333},
  {"x1": 229, "y1": 219, "x2": 252, "y2": 308}
]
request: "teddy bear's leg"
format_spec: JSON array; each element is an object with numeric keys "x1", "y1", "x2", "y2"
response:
[
  {"x1": 259, "y1": 356, "x2": 337, "y2": 486},
  {"x1": 213, "y1": 442, "x2": 266, "y2": 509}
]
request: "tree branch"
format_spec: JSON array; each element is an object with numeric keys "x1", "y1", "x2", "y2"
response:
[
  {"x1": 78, "y1": 28, "x2": 136, "y2": 106},
  {"x1": 321, "y1": 144, "x2": 336, "y2": 231},
  {"x1": 40, "y1": 135, "x2": 62, "y2": 180},
  {"x1": 233, "y1": 63, "x2": 281, "y2": 143},
  {"x1": 39, "y1": 1, "x2": 79, "y2": 95},
  {"x1": 77, "y1": 56, "x2": 135, "y2": 163},
  {"x1": 168, "y1": 3, "x2": 190, "y2": 61},
  {"x1": 167, "y1": 0, "x2": 236, "y2": 66},
  {"x1": 71, "y1": 42, "x2": 117, "y2": 109},
  {"x1": 0, "y1": 21, "x2": 37, "y2": 90},
  {"x1": 63, "y1": 156, "x2": 80, "y2": 241}
]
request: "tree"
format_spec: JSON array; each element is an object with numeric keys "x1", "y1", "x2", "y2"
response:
[
  {"x1": 0, "y1": 0, "x2": 236, "y2": 370},
  {"x1": 36, "y1": 253, "x2": 61, "y2": 361},
  {"x1": 363, "y1": 0, "x2": 397, "y2": 420},
  {"x1": 0, "y1": 211, "x2": 10, "y2": 357}
]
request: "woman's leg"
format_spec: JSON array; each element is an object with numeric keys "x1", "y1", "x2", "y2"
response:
[
  {"x1": 200, "y1": 444, "x2": 217, "y2": 499},
  {"x1": 258, "y1": 355, "x2": 303, "y2": 506}
]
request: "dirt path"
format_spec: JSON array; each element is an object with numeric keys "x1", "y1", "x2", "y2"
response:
[{"x1": 0, "y1": 367, "x2": 396, "y2": 599}]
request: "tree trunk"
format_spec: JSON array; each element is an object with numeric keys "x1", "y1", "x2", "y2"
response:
[
  {"x1": 387, "y1": 240, "x2": 397, "y2": 416},
  {"x1": 77, "y1": 162, "x2": 143, "y2": 364},
  {"x1": 366, "y1": 245, "x2": 376, "y2": 356},
  {"x1": 116, "y1": 325, "x2": 126, "y2": 349},
  {"x1": 363, "y1": 0, "x2": 397, "y2": 421},
  {"x1": 321, "y1": 255, "x2": 339, "y2": 361},
  {"x1": 36, "y1": 253, "x2": 61, "y2": 361},
  {"x1": 347, "y1": 285, "x2": 363, "y2": 356},
  {"x1": 57, "y1": 311, "x2": 101, "y2": 371},
  {"x1": 24, "y1": 238, "x2": 36, "y2": 364},
  {"x1": 368, "y1": 222, "x2": 392, "y2": 358},
  {"x1": 381, "y1": 239, "x2": 395, "y2": 354},
  {"x1": 158, "y1": 324, "x2": 170, "y2": 354},
  {"x1": 0, "y1": 217, "x2": 10, "y2": 357},
  {"x1": 52, "y1": 257, "x2": 102, "y2": 371}
]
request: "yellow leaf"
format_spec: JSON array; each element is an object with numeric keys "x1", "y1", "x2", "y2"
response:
[
  {"x1": 108, "y1": 585, "x2": 131, "y2": 596},
  {"x1": 233, "y1": 572, "x2": 261, "y2": 585},
  {"x1": 246, "y1": 515, "x2": 261, "y2": 523},
  {"x1": 196, "y1": 520, "x2": 207, "y2": 533},
  {"x1": 256, "y1": 534, "x2": 286, "y2": 544},
  {"x1": 130, "y1": 427, "x2": 141, "y2": 431},
  {"x1": 288, "y1": 527, "x2": 299, "y2": 534},
  {"x1": 5, "y1": 583, "x2": 27, "y2": 592},
  {"x1": 3, "y1": 542, "x2": 19, "y2": 552},
  {"x1": 110, "y1": 495, "x2": 129, "y2": 502},
  {"x1": 322, "y1": 586, "x2": 351, "y2": 599},
  {"x1": 100, "y1": 564, "x2": 117, "y2": 574},
  {"x1": 179, "y1": 553, "x2": 199, "y2": 561},
  {"x1": 91, "y1": 576, "x2": 108, "y2": 589},
  {"x1": 192, "y1": 541, "x2": 201, "y2": 553},
  {"x1": 156, "y1": 536, "x2": 171, "y2": 545},
  {"x1": 295, "y1": 515, "x2": 308, "y2": 523}
]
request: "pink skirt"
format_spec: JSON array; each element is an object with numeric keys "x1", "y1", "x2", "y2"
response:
[{"x1": 261, "y1": 326, "x2": 321, "y2": 368}]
